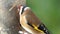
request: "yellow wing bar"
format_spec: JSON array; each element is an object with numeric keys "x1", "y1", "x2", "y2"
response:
[{"x1": 32, "y1": 24, "x2": 44, "y2": 33}]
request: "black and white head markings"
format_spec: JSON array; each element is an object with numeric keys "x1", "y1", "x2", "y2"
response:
[{"x1": 19, "y1": 6, "x2": 31, "y2": 15}]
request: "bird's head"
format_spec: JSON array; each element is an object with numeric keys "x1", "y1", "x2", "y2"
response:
[{"x1": 17, "y1": 5, "x2": 31, "y2": 16}]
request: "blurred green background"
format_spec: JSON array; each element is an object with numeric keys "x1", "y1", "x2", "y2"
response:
[{"x1": 27, "y1": 0, "x2": 60, "y2": 34}]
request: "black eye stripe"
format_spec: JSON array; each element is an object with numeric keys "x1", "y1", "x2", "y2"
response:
[{"x1": 21, "y1": 6, "x2": 26, "y2": 14}]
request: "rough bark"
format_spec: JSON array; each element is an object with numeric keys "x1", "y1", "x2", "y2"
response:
[{"x1": 0, "y1": 0, "x2": 26, "y2": 34}]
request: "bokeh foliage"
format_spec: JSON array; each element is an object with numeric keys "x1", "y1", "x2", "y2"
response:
[{"x1": 27, "y1": 0, "x2": 60, "y2": 34}]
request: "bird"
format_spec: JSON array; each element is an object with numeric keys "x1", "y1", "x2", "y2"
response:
[{"x1": 17, "y1": 5, "x2": 50, "y2": 34}]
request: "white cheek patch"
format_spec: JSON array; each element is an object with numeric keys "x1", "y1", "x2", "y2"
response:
[{"x1": 19, "y1": 6, "x2": 23, "y2": 15}]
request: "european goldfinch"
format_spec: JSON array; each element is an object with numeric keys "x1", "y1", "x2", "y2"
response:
[{"x1": 18, "y1": 5, "x2": 49, "y2": 34}]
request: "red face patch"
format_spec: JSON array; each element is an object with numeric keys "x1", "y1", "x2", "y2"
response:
[{"x1": 17, "y1": 5, "x2": 22, "y2": 11}]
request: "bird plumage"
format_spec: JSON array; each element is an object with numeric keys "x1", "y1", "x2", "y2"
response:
[{"x1": 18, "y1": 5, "x2": 49, "y2": 34}]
